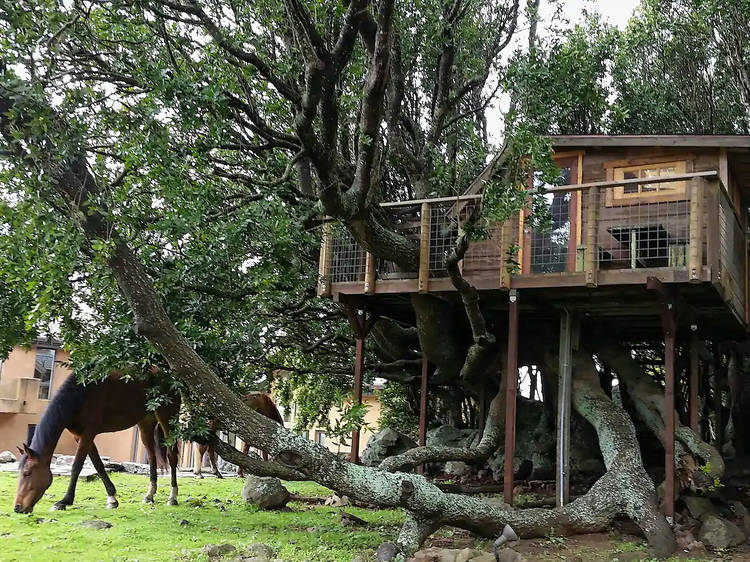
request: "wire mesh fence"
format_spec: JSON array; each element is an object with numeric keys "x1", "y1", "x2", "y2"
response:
[{"x1": 329, "y1": 225, "x2": 365, "y2": 283}]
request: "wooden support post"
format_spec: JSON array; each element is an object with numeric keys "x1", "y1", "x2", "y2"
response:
[
  {"x1": 648, "y1": 277, "x2": 676, "y2": 523},
  {"x1": 418, "y1": 357, "x2": 429, "y2": 475},
  {"x1": 584, "y1": 186, "x2": 598, "y2": 287},
  {"x1": 556, "y1": 309, "x2": 573, "y2": 507},
  {"x1": 499, "y1": 220, "x2": 511, "y2": 289},
  {"x1": 419, "y1": 202, "x2": 431, "y2": 293},
  {"x1": 705, "y1": 179, "x2": 721, "y2": 283},
  {"x1": 350, "y1": 335, "x2": 365, "y2": 464},
  {"x1": 690, "y1": 333, "x2": 700, "y2": 433},
  {"x1": 689, "y1": 178, "x2": 704, "y2": 282},
  {"x1": 503, "y1": 289, "x2": 520, "y2": 505},
  {"x1": 317, "y1": 221, "x2": 334, "y2": 297},
  {"x1": 364, "y1": 252, "x2": 376, "y2": 295}
]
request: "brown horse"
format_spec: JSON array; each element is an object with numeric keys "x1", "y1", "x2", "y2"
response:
[
  {"x1": 194, "y1": 392, "x2": 283, "y2": 478},
  {"x1": 14, "y1": 374, "x2": 180, "y2": 514}
]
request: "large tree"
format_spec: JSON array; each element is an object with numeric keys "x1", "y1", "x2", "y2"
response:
[{"x1": 4, "y1": 0, "x2": 749, "y2": 556}]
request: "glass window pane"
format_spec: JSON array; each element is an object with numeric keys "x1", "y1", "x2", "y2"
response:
[{"x1": 34, "y1": 348, "x2": 55, "y2": 400}]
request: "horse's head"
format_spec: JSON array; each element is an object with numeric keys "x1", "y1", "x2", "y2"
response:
[{"x1": 14, "y1": 444, "x2": 52, "y2": 514}]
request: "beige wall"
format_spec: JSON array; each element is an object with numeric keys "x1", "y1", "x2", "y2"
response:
[{"x1": 0, "y1": 344, "x2": 140, "y2": 462}]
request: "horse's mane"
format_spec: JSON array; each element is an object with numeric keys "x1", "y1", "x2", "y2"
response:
[{"x1": 29, "y1": 375, "x2": 90, "y2": 456}]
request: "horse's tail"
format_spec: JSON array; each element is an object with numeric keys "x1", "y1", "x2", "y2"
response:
[{"x1": 153, "y1": 425, "x2": 169, "y2": 472}]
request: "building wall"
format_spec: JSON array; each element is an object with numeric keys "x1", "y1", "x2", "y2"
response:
[{"x1": 0, "y1": 344, "x2": 139, "y2": 462}]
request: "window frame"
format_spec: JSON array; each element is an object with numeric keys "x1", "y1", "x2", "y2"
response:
[
  {"x1": 33, "y1": 347, "x2": 56, "y2": 400},
  {"x1": 607, "y1": 160, "x2": 689, "y2": 206}
]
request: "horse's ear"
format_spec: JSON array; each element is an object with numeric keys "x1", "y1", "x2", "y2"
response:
[{"x1": 22, "y1": 443, "x2": 37, "y2": 459}]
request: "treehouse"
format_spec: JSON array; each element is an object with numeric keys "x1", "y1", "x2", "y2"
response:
[{"x1": 319, "y1": 135, "x2": 750, "y2": 521}]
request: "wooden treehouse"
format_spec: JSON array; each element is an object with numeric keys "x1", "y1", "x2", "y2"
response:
[{"x1": 319, "y1": 136, "x2": 750, "y2": 521}]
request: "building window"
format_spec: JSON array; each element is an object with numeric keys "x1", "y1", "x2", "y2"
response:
[
  {"x1": 609, "y1": 160, "x2": 687, "y2": 206},
  {"x1": 34, "y1": 348, "x2": 56, "y2": 400},
  {"x1": 314, "y1": 430, "x2": 327, "y2": 447},
  {"x1": 0, "y1": 359, "x2": 3, "y2": 383},
  {"x1": 26, "y1": 424, "x2": 36, "y2": 445}
]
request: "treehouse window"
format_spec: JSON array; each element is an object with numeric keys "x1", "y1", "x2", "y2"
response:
[{"x1": 609, "y1": 160, "x2": 687, "y2": 206}]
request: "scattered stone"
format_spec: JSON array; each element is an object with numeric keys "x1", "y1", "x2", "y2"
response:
[
  {"x1": 731, "y1": 500, "x2": 749, "y2": 518},
  {"x1": 698, "y1": 514, "x2": 746, "y2": 549},
  {"x1": 682, "y1": 496, "x2": 715, "y2": 520},
  {"x1": 444, "y1": 461, "x2": 470, "y2": 477},
  {"x1": 179, "y1": 519, "x2": 190, "y2": 526},
  {"x1": 202, "y1": 543, "x2": 237, "y2": 559},
  {"x1": 241, "y1": 476, "x2": 290, "y2": 509},
  {"x1": 361, "y1": 428, "x2": 418, "y2": 467},
  {"x1": 34, "y1": 518, "x2": 57, "y2": 524},
  {"x1": 324, "y1": 493, "x2": 350, "y2": 507},
  {"x1": 376, "y1": 542, "x2": 400, "y2": 561},
  {"x1": 0, "y1": 451, "x2": 16, "y2": 463},
  {"x1": 185, "y1": 497, "x2": 204, "y2": 508},
  {"x1": 102, "y1": 461, "x2": 124, "y2": 472},
  {"x1": 494, "y1": 550, "x2": 525, "y2": 562},
  {"x1": 408, "y1": 547, "x2": 495, "y2": 562},
  {"x1": 675, "y1": 527, "x2": 704, "y2": 552},
  {"x1": 340, "y1": 511, "x2": 367, "y2": 526},
  {"x1": 121, "y1": 462, "x2": 151, "y2": 475},
  {"x1": 81, "y1": 520, "x2": 112, "y2": 530},
  {"x1": 242, "y1": 543, "x2": 274, "y2": 559}
]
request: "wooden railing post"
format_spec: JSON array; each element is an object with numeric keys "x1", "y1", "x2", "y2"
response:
[
  {"x1": 584, "y1": 186, "x2": 599, "y2": 287},
  {"x1": 705, "y1": 179, "x2": 721, "y2": 284},
  {"x1": 689, "y1": 178, "x2": 704, "y2": 282},
  {"x1": 317, "y1": 221, "x2": 334, "y2": 297},
  {"x1": 499, "y1": 219, "x2": 512, "y2": 289},
  {"x1": 364, "y1": 252, "x2": 376, "y2": 295},
  {"x1": 419, "y1": 202, "x2": 431, "y2": 293}
]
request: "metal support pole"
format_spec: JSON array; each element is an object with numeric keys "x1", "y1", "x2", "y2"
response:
[
  {"x1": 690, "y1": 332, "x2": 700, "y2": 433},
  {"x1": 503, "y1": 289, "x2": 520, "y2": 505},
  {"x1": 664, "y1": 316, "x2": 676, "y2": 523},
  {"x1": 418, "y1": 357, "x2": 429, "y2": 475},
  {"x1": 350, "y1": 336, "x2": 365, "y2": 463},
  {"x1": 556, "y1": 309, "x2": 573, "y2": 507}
]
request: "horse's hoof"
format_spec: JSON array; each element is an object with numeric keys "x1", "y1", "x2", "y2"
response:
[
  {"x1": 51, "y1": 503, "x2": 67, "y2": 511},
  {"x1": 106, "y1": 500, "x2": 119, "y2": 509},
  {"x1": 214, "y1": 473, "x2": 223, "y2": 479},
  {"x1": 142, "y1": 497, "x2": 154, "y2": 504},
  {"x1": 167, "y1": 499, "x2": 178, "y2": 506},
  {"x1": 197, "y1": 474, "x2": 204, "y2": 480}
]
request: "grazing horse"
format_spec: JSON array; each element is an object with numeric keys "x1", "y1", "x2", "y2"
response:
[
  {"x1": 14, "y1": 374, "x2": 180, "y2": 514},
  {"x1": 194, "y1": 392, "x2": 283, "y2": 478}
]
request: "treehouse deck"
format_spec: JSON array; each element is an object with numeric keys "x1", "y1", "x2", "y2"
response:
[{"x1": 319, "y1": 136, "x2": 750, "y2": 340}]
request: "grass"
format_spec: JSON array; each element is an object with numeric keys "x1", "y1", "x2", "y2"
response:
[{"x1": 0, "y1": 471, "x2": 403, "y2": 561}]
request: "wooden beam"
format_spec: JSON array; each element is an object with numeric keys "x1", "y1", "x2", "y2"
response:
[
  {"x1": 418, "y1": 357, "x2": 429, "y2": 475},
  {"x1": 541, "y1": 170, "x2": 717, "y2": 194},
  {"x1": 503, "y1": 290, "x2": 520, "y2": 505},
  {"x1": 317, "y1": 221, "x2": 334, "y2": 298},
  {"x1": 380, "y1": 194, "x2": 482, "y2": 208},
  {"x1": 350, "y1": 336, "x2": 365, "y2": 464},
  {"x1": 549, "y1": 135, "x2": 750, "y2": 148},
  {"x1": 584, "y1": 186, "x2": 599, "y2": 287},
  {"x1": 364, "y1": 252, "x2": 376, "y2": 295},
  {"x1": 647, "y1": 277, "x2": 676, "y2": 524},
  {"x1": 556, "y1": 309, "x2": 573, "y2": 506},
  {"x1": 688, "y1": 178, "x2": 704, "y2": 282},
  {"x1": 418, "y1": 202, "x2": 431, "y2": 293},
  {"x1": 690, "y1": 333, "x2": 700, "y2": 433}
]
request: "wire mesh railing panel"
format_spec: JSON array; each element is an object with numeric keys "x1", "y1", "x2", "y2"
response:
[
  {"x1": 718, "y1": 193, "x2": 745, "y2": 319},
  {"x1": 595, "y1": 189, "x2": 690, "y2": 270},
  {"x1": 376, "y1": 205, "x2": 421, "y2": 279},
  {"x1": 330, "y1": 225, "x2": 365, "y2": 283},
  {"x1": 428, "y1": 202, "x2": 463, "y2": 277}
]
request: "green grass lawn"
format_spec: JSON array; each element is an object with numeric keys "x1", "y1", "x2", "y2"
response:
[{"x1": 0, "y1": 471, "x2": 403, "y2": 561}]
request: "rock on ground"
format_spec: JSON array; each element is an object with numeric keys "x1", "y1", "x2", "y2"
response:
[
  {"x1": 682, "y1": 496, "x2": 715, "y2": 520},
  {"x1": 0, "y1": 451, "x2": 17, "y2": 463},
  {"x1": 241, "y1": 475, "x2": 290, "y2": 509},
  {"x1": 698, "y1": 514, "x2": 746, "y2": 549},
  {"x1": 408, "y1": 547, "x2": 496, "y2": 562},
  {"x1": 81, "y1": 520, "x2": 112, "y2": 530},
  {"x1": 361, "y1": 428, "x2": 417, "y2": 467},
  {"x1": 202, "y1": 543, "x2": 237, "y2": 559}
]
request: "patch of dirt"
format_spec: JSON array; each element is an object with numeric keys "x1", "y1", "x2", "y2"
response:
[{"x1": 426, "y1": 526, "x2": 750, "y2": 561}]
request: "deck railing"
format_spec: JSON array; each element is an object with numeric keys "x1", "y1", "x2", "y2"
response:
[{"x1": 318, "y1": 171, "x2": 737, "y2": 299}]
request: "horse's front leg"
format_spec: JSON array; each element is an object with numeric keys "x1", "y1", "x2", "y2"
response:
[
  {"x1": 167, "y1": 442, "x2": 179, "y2": 506},
  {"x1": 88, "y1": 443, "x2": 118, "y2": 509},
  {"x1": 208, "y1": 445, "x2": 223, "y2": 479},
  {"x1": 138, "y1": 419, "x2": 158, "y2": 504},
  {"x1": 52, "y1": 434, "x2": 92, "y2": 510}
]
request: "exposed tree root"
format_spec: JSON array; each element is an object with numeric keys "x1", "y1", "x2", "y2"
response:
[{"x1": 596, "y1": 342, "x2": 724, "y2": 491}]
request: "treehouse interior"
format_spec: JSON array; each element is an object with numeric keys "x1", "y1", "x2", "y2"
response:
[{"x1": 318, "y1": 135, "x2": 750, "y2": 520}]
